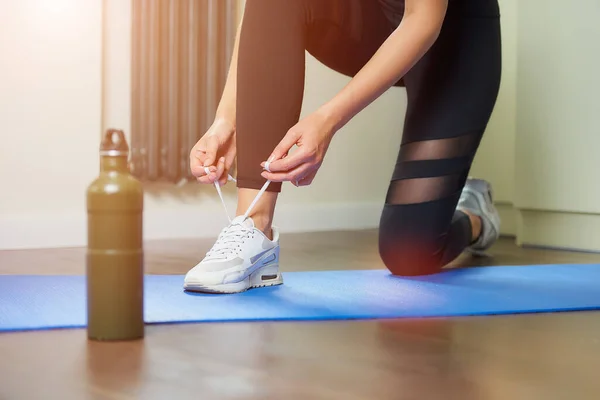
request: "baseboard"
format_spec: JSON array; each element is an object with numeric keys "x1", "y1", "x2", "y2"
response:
[
  {"x1": 0, "y1": 201, "x2": 522, "y2": 251},
  {"x1": 496, "y1": 202, "x2": 517, "y2": 237},
  {"x1": 516, "y1": 209, "x2": 600, "y2": 253},
  {"x1": 0, "y1": 202, "x2": 384, "y2": 250},
  {"x1": 486, "y1": 203, "x2": 600, "y2": 252}
]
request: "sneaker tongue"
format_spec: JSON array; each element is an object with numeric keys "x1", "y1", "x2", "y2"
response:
[{"x1": 230, "y1": 215, "x2": 255, "y2": 229}]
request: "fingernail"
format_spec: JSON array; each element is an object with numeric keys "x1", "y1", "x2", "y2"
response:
[
  {"x1": 264, "y1": 162, "x2": 271, "y2": 173},
  {"x1": 268, "y1": 156, "x2": 275, "y2": 163},
  {"x1": 219, "y1": 157, "x2": 225, "y2": 163}
]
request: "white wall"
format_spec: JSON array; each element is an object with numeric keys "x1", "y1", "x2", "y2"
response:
[
  {"x1": 0, "y1": 0, "x2": 522, "y2": 250},
  {"x1": 0, "y1": 0, "x2": 103, "y2": 249},
  {"x1": 514, "y1": 0, "x2": 600, "y2": 251},
  {"x1": 0, "y1": 0, "x2": 404, "y2": 249}
]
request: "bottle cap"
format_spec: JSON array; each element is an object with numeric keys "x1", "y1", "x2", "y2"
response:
[{"x1": 100, "y1": 129, "x2": 129, "y2": 157}]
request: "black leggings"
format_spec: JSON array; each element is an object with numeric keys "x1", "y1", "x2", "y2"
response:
[{"x1": 236, "y1": 0, "x2": 502, "y2": 276}]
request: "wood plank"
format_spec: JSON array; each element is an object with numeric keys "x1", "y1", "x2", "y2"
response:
[{"x1": 1, "y1": 232, "x2": 599, "y2": 399}]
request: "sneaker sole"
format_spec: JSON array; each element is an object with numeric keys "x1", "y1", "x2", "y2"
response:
[{"x1": 183, "y1": 264, "x2": 283, "y2": 294}]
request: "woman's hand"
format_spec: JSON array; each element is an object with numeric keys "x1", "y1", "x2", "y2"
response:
[
  {"x1": 189, "y1": 118, "x2": 237, "y2": 185},
  {"x1": 260, "y1": 110, "x2": 338, "y2": 187},
  {"x1": 260, "y1": 1, "x2": 447, "y2": 188}
]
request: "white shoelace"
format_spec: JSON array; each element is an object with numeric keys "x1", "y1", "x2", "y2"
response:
[
  {"x1": 205, "y1": 223, "x2": 254, "y2": 259},
  {"x1": 204, "y1": 161, "x2": 272, "y2": 223},
  {"x1": 202, "y1": 162, "x2": 272, "y2": 259}
]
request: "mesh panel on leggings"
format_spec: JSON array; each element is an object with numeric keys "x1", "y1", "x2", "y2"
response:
[{"x1": 385, "y1": 132, "x2": 481, "y2": 205}]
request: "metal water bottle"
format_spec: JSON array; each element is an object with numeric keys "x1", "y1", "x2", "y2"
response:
[{"x1": 86, "y1": 129, "x2": 144, "y2": 341}]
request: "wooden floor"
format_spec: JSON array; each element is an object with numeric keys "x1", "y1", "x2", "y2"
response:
[{"x1": 1, "y1": 231, "x2": 600, "y2": 400}]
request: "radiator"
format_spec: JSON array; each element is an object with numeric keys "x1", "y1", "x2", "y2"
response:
[{"x1": 130, "y1": 0, "x2": 237, "y2": 183}]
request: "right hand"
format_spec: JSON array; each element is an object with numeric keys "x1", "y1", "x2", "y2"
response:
[{"x1": 189, "y1": 118, "x2": 236, "y2": 185}]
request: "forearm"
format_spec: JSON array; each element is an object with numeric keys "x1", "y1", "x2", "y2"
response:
[
  {"x1": 320, "y1": 1, "x2": 448, "y2": 131},
  {"x1": 215, "y1": 20, "x2": 242, "y2": 127}
]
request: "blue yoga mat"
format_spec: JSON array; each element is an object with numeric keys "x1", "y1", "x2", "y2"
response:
[{"x1": 1, "y1": 264, "x2": 600, "y2": 332}]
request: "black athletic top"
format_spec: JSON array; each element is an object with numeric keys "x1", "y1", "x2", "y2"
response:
[
  {"x1": 378, "y1": 0, "x2": 404, "y2": 25},
  {"x1": 378, "y1": 0, "x2": 500, "y2": 23}
]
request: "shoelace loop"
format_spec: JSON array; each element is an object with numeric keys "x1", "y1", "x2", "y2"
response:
[
  {"x1": 204, "y1": 161, "x2": 271, "y2": 223},
  {"x1": 202, "y1": 162, "x2": 273, "y2": 259},
  {"x1": 204, "y1": 164, "x2": 272, "y2": 223}
]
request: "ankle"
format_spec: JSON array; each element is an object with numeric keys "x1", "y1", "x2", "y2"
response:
[
  {"x1": 248, "y1": 213, "x2": 274, "y2": 239},
  {"x1": 236, "y1": 188, "x2": 277, "y2": 240},
  {"x1": 461, "y1": 209, "x2": 482, "y2": 243}
]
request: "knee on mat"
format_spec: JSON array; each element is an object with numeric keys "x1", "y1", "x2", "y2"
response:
[{"x1": 378, "y1": 227, "x2": 442, "y2": 277}]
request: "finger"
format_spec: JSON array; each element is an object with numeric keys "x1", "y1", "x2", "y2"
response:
[
  {"x1": 292, "y1": 170, "x2": 316, "y2": 187},
  {"x1": 197, "y1": 173, "x2": 216, "y2": 184},
  {"x1": 220, "y1": 167, "x2": 233, "y2": 186},
  {"x1": 213, "y1": 157, "x2": 226, "y2": 183},
  {"x1": 190, "y1": 149, "x2": 205, "y2": 175},
  {"x1": 260, "y1": 151, "x2": 288, "y2": 170},
  {"x1": 265, "y1": 130, "x2": 300, "y2": 166},
  {"x1": 299, "y1": 172, "x2": 316, "y2": 186},
  {"x1": 191, "y1": 164, "x2": 216, "y2": 179},
  {"x1": 262, "y1": 162, "x2": 314, "y2": 183},
  {"x1": 218, "y1": 174, "x2": 228, "y2": 186},
  {"x1": 203, "y1": 136, "x2": 219, "y2": 167},
  {"x1": 197, "y1": 164, "x2": 220, "y2": 184},
  {"x1": 191, "y1": 163, "x2": 215, "y2": 174},
  {"x1": 201, "y1": 165, "x2": 219, "y2": 183},
  {"x1": 263, "y1": 148, "x2": 311, "y2": 173},
  {"x1": 224, "y1": 147, "x2": 237, "y2": 174}
]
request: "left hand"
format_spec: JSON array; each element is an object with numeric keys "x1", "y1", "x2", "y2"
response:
[{"x1": 261, "y1": 110, "x2": 337, "y2": 187}]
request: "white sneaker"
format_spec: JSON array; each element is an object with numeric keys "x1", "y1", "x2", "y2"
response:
[
  {"x1": 184, "y1": 216, "x2": 283, "y2": 293},
  {"x1": 457, "y1": 177, "x2": 501, "y2": 255},
  {"x1": 184, "y1": 166, "x2": 283, "y2": 293}
]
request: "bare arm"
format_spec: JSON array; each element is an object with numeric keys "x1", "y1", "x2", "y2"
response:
[
  {"x1": 319, "y1": 0, "x2": 448, "y2": 131},
  {"x1": 190, "y1": 14, "x2": 243, "y2": 179}
]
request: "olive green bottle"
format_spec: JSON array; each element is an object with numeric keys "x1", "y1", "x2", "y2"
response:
[{"x1": 86, "y1": 129, "x2": 144, "y2": 341}]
